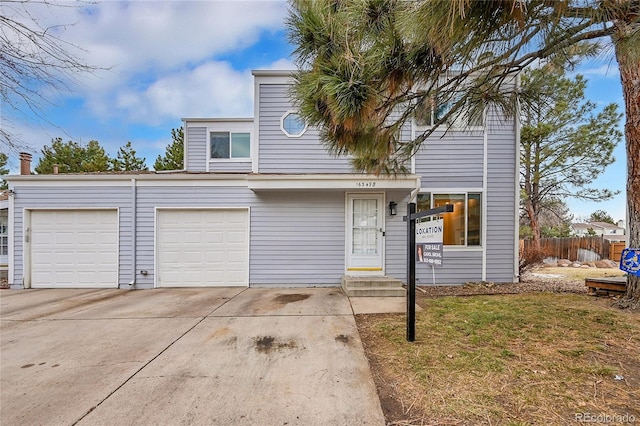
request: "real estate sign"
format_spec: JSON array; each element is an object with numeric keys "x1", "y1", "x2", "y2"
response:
[
  {"x1": 416, "y1": 219, "x2": 444, "y2": 267},
  {"x1": 416, "y1": 219, "x2": 444, "y2": 244}
]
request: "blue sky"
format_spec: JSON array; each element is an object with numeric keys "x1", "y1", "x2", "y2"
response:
[{"x1": 3, "y1": 0, "x2": 627, "y2": 223}]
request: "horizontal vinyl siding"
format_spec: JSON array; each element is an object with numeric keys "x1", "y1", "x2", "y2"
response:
[
  {"x1": 11, "y1": 186, "x2": 132, "y2": 288},
  {"x1": 486, "y1": 110, "x2": 517, "y2": 282},
  {"x1": 250, "y1": 191, "x2": 345, "y2": 285},
  {"x1": 414, "y1": 129, "x2": 485, "y2": 188},
  {"x1": 135, "y1": 186, "x2": 256, "y2": 289},
  {"x1": 208, "y1": 161, "x2": 252, "y2": 173},
  {"x1": 416, "y1": 251, "x2": 483, "y2": 285},
  {"x1": 384, "y1": 191, "x2": 412, "y2": 282},
  {"x1": 135, "y1": 187, "x2": 346, "y2": 287},
  {"x1": 258, "y1": 84, "x2": 353, "y2": 174},
  {"x1": 186, "y1": 127, "x2": 207, "y2": 172}
]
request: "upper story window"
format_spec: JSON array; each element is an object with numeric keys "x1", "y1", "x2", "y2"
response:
[
  {"x1": 415, "y1": 92, "x2": 483, "y2": 129},
  {"x1": 417, "y1": 192, "x2": 482, "y2": 246},
  {"x1": 281, "y1": 111, "x2": 307, "y2": 137},
  {"x1": 210, "y1": 132, "x2": 250, "y2": 159}
]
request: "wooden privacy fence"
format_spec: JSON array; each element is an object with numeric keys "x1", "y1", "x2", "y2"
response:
[
  {"x1": 610, "y1": 242, "x2": 625, "y2": 263},
  {"x1": 520, "y1": 237, "x2": 624, "y2": 262}
]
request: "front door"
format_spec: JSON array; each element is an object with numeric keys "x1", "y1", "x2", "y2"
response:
[{"x1": 346, "y1": 193, "x2": 384, "y2": 274}]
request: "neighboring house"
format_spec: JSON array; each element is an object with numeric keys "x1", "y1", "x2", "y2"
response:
[
  {"x1": 5, "y1": 70, "x2": 518, "y2": 290},
  {"x1": 0, "y1": 192, "x2": 8, "y2": 282},
  {"x1": 571, "y1": 221, "x2": 626, "y2": 241}
]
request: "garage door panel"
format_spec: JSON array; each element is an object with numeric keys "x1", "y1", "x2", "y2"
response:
[
  {"x1": 227, "y1": 232, "x2": 246, "y2": 243},
  {"x1": 76, "y1": 232, "x2": 98, "y2": 245},
  {"x1": 157, "y1": 209, "x2": 248, "y2": 287},
  {"x1": 30, "y1": 210, "x2": 118, "y2": 288},
  {"x1": 204, "y1": 232, "x2": 224, "y2": 243},
  {"x1": 226, "y1": 271, "x2": 245, "y2": 281}
]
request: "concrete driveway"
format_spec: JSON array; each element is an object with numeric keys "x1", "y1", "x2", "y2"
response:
[{"x1": 0, "y1": 288, "x2": 385, "y2": 425}]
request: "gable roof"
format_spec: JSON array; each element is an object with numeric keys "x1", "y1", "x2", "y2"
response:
[{"x1": 571, "y1": 222, "x2": 624, "y2": 231}]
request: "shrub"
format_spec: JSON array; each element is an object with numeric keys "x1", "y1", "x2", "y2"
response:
[{"x1": 519, "y1": 244, "x2": 548, "y2": 280}]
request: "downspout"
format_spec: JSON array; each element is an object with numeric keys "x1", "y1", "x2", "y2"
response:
[
  {"x1": 8, "y1": 184, "x2": 14, "y2": 289},
  {"x1": 482, "y1": 104, "x2": 488, "y2": 282},
  {"x1": 410, "y1": 177, "x2": 421, "y2": 203},
  {"x1": 128, "y1": 178, "x2": 137, "y2": 287}
]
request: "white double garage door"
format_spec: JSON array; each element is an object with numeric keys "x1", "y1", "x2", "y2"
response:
[{"x1": 29, "y1": 208, "x2": 249, "y2": 288}]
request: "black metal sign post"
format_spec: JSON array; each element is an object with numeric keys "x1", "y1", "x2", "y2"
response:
[
  {"x1": 406, "y1": 203, "x2": 417, "y2": 342},
  {"x1": 404, "y1": 203, "x2": 453, "y2": 342}
]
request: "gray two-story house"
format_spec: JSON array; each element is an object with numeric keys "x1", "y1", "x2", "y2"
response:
[{"x1": 6, "y1": 70, "x2": 518, "y2": 290}]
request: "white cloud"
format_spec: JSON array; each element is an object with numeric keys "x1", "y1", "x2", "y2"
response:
[
  {"x1": 99, "y1": 55, "x2": 295, "y2": 124},
  {"x1": 16, "y1": 1, "x2": 289, "y2": 121},
  {"x1": 262, "y1": 58, "x2": 297, "y2": 70},
  {"x1": 574, "y1": 64, "x2": 620, "y2": 79},
  {"x1": 110, "y1": 61, "x2": 254, "y2": 122},
  {"x1": 66, "y1": 1, "x2": 286, "y2": 85}
]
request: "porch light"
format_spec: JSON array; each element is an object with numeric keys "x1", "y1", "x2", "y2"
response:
[{"x1": 389, "y1": 201, "x2": 397, "y2": 216}]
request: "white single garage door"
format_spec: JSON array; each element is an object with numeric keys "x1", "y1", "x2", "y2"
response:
[
  {"x1": 30, "y1": 209, "x2": 118, "y2": 288},
  {"x1": 156, "y1": 209, "x2": 249, "y2": 287}
]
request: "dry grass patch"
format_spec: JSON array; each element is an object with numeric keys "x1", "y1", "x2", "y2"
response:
[
  {"x1": 534, "y1": 267, "x2": 625, "y2": 282},
  {"x1": 357, "y1": 294, "x2": 640, "y2": 425}
]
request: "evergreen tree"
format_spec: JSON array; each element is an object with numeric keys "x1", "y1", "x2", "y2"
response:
[
  {"x1": 0, "y1": 153, "x2": 9, "y2": 190},
  {"x1": 288, "y1": 0, "x2": 640, "y2": 306},
  {"x1": 82, "y1": 140, "x2": 111, "y2": 172},
  {"x1": 111, "y1": 142, "x2": 149, "y2": 171},
  {"x1": 589, "y1": 210, "x2": 616, "y2": 225},
  {"x1": 35, "y1": 138, "x2": 111, "y2": 174},
  {"x1": 154, "y1": 127, "x2": 184, "y2": 171},
  {"x1": 520, "y1": 67, "x2": 622, "y2": 245}
]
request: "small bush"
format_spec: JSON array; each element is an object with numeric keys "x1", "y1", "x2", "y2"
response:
[{"x1": 519, "y1": 244, "x2": 547, "y2": 279}]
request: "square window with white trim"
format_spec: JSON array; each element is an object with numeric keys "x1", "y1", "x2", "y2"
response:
[
  {"x1": 210, "y1": 132, "x2": 250, "y2": 159},
  {"x1": 417, "y1": 192, "x2": 482, "y2": 246}
]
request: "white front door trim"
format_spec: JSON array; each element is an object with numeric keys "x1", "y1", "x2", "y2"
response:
[{"x1": 345, "y1": 192, "x2": 385, "y2": 276}]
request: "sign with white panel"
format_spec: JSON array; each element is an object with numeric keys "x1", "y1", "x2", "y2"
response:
[{"x1": 416, "y1": 219, "x2": 444, "y2": 244}]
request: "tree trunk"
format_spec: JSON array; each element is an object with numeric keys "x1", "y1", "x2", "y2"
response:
[
  {"x1": 614, "y1": 25, "x2": 640, "y2": 308},
  {"x1": 525, "y1": 199, "x2": 541, "y2": 249}
]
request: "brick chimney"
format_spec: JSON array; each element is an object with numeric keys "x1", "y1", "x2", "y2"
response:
[{"x1": 19, "y1": 152, "x2": 32, "y2": 175}]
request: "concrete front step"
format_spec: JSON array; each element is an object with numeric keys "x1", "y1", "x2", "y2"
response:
[
  {"x1": 341, "y1": 275, "x2": 405, "y2": 297},
  {"x1": 344, "y1": 286, "x2": 406, "y2": 297}
]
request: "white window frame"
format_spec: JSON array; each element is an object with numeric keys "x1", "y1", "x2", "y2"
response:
[
  {"x1": 0, "y1": 210, "x2": 7, "y2": 257},
  {"x1": 417, "y1": 191, "x2": 483, "y2": 249},
  {"x1": 206, "y1": 121, "x2": 253, "y2": 170},
  {"x1": 209, "y1": 131, "x2": 251, "y2": 160},
  {"x1": 280, "y1": 110, "x2": 307, "y2": 138}
]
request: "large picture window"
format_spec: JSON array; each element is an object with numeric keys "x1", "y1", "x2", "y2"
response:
[
  {"x1": 417, "y1": 192, "x2": 482, "y2": 246},
  {"x1": 210, "y1": 132, "x2": 250, "y2": 159}
]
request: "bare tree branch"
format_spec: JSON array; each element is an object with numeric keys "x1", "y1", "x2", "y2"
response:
[{"x1": 0, "y1": 0, "x2": 108, "y2": 153}]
